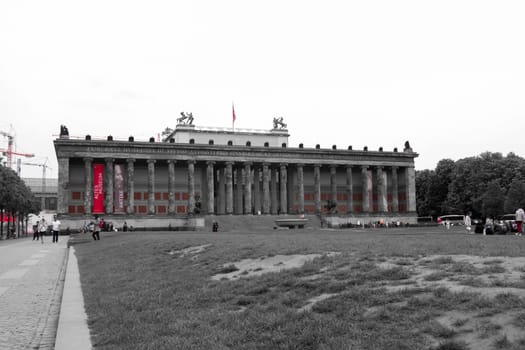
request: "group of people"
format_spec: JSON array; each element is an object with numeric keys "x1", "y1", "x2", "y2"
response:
[
  {"x1": 32, "y1": 215, "x2": 61, "y2": 243},
  {"x1": 463, "y1": 208, "x2": 525, "y2": 235}
]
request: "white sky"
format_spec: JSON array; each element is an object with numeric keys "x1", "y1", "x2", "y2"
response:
[{"x1": 1, "y1": 1, "x2": 524, "y2": 179}]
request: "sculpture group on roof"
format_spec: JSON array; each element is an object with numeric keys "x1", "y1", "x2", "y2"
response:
[
  {"x1": 59, "y1": 125, "x2": 69, "y2": 136},
  {"x1": 177, "y1": 112, "x2": 194, "y2": 125},
  {"x1": 273, "y1": 117, "x2": 287, "y2": 129}
]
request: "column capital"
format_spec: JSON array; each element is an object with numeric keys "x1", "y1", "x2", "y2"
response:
[
  {"x1": 206, "y1": 160, "x2": 216, "y2": 166},
  {"x1": 104, "y1": 158, "x2": 115, "y2": 163},
  {"x1": 243, "y1": 161, "x2": 253, "y2": 166},
  {"x1": 147, "y1": 159, "x2": 156, "y2": 164},
  {"x1": 376, "y1": 165, "x2": 384, "y2": 170},
  {"x1": 361, "y1": 165, "x2": 369, "y2": 170},
  {"x1": 83, "y1": 157, "x2": 93, "y2": 163},
  {"x1": 187, "y1": 159, "x2": 196, "y2": 165},
  {"x1": 167, "y1": 159, "x2": 177, "y2": 165},
  {"x1": 225, "y1": 161, "x2": 234, "y2": 166},
  {"x1": 329, "y1": 164, "x2": 338, "y2": 169},
  {"x1": 345, "y1": 164, "x2": 353, "y2": 169},
  {"x1": 391, "y1": 165, "x2": 399, "y2": 170},
  {"x1": 127, "y1": 158, "x2": 136, "y2": 164},
  {"x1": 279, "y1": 163, "x2": 288, "y2": 168}
]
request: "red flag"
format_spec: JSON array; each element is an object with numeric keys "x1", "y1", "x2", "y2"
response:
[{"x1": 232, "y1": 103, "x2": 236, "y2": 123}]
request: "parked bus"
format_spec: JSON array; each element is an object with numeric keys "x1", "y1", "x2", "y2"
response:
[{"x1": 437, "y1": 215, "x2": 465, "y2": 226}]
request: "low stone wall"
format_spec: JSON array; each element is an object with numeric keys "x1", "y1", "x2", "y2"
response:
[{"x1": 58, "y1": 215, "x2": 205, "y2": 232}]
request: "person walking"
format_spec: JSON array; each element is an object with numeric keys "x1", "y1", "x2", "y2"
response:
[
  {"x1": 51, "y1": 215, "x2": 61, "y2": 243},
  {"x1": 92, "y1": 216, "x2": 101, "y2": 241},
  {"x1": 39, "y1": 218, "x2": 47, "y2": 244},
  {"x1": 464, "y1": 213, "x2": 472, "y2": 233},
  {"x1": 515, "y1": 208, "x2": 525, "y2": 236},
  {"x1": 33, "y1": 221, "x2": 39, "y2": 241}
]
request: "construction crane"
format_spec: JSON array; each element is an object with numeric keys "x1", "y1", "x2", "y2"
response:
[
  {"x1": 19, "y1": 159, "x2": 52, "y2": 210},
  {"x1": 0, "y1": 129, "x2": 35, "y2": 168}
]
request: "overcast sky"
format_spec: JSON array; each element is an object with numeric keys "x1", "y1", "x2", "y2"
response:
[{"x1": 1, "y1": 1, "x2": 524, "y2": 179}]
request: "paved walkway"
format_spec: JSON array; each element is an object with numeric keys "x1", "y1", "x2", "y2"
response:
[{"x1": 0, "y1": 235, "x2": 91, "y2": 349}]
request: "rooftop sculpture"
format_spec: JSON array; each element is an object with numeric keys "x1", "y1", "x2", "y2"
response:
[
  {"x1": 177, "y1": 112, "x2": 194, "y2": 125},
  {"x1": 273, "y1": 117, "x2": 287, "y2": 130}
]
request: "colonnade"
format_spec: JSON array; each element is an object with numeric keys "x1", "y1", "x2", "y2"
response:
[{"x1": 69, "y1": 157, "x2": 416, "y2": 216}]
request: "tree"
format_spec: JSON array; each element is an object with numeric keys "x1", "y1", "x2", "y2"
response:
[
  {"x1": 416, "y1": 169, "x2": 434, "y2": 216},
  {"x1": 504, "y1": 177, "x2": 525, "y2": 213},
  {"x1": 0, "y1": 165, "x2": 40, "y2": 238},
  {"x1": 481, "y1": 181, "x2": 505, "y2": 218}
]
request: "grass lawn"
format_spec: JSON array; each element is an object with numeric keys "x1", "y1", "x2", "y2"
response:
[{"x1": 74, "y1": 226, "x2": 525, "y2": 350}]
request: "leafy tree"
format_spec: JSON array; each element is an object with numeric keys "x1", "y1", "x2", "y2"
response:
[
  {"x1": 504, "y1": 177, "x2": 525, "y2": 213},
  {"x1": 416, "y1": 169, "x2": 433, "y2": 216},
  {"x1": 482, "y1": 181, "x2": 505, "y2": 218},
  {"x1": 417, "y1": 152, "x2": 525, "y2": 219},
  {"x1": 0, "y1": 165, "x2": 40, "y2": 238}
]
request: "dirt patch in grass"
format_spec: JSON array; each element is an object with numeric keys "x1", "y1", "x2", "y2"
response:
[
  {"x1": 378, "y1": 255, "x2": 525, "y2": 298},
  {"x1": 168, "y1": 243, "x2": 212, "y2": 258},
  {"x1": 211, "y1": 252, "x2": 339, "y2": 281}
]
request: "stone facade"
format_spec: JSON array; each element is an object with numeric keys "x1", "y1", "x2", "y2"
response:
[{"x1": 54, "y1": 124, "x2": 418, "y2": 228}]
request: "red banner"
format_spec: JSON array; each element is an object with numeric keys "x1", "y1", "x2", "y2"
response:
[
  {"x1": 93, "y1": 163, "x2": 105, "y2": 213},
  {"x1": 114, "y1": 164, "x2": 126, "y2": 213}
]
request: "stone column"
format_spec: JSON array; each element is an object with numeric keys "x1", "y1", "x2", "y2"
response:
[
  {"x1": 218, "y1": 167, "x2": 226, "y2": 214},
  {"x1": 83, "y1": 157, "x2": 93, "y2": 215},
  {"x1": 270, "y1": 167, "x2": 278, "y2": 214},
  {"x1": 314, "y1": 164, "x2": 321, "y2": 214},
  {"x1": 127, "y1": 159, "x2": 135, "y2": 214},
  {"x1": 279, "y1": 164, "x2": 288, "y2": 214},
  {"x1": 297, "y1": 164, "x2": 304, "y2": 214},
  {"x1": 253, "y1": 166, "x2": 261, "y2": 215},
  {"x1": 207, "y1": 161, "x2": 215, "y2": 214},
  {"x1": 235, "y1": 166, "x2": 243, "y2": 214},
  {"x1": 391, "y1": 166, "x2": 399, "y2": 213},
  {"x1": 244, "y1": 162, "x2": 252, "y2": 214},
  {"x1": 57, "y1": 157, "x2": 69, "y2": 215},
  {"x1": 262, "y1": 163, "x2": 271, "y2": 214},
  {"x1": 105, "y1": 158, "x2": 114, "y2": 214},
  {"x1": 377, "y1": 166, "x2": 388, "y2": 213},
  {"x1": 187, "y1": 160, "x2": 196, "y2": 215},
  {"x1": 346, "y1": 165, "x2": 353, "y2": 214},
  {"x1": 225, "y1": 162, "x2": 234, "y2": 214},
  {"x1": 330, "y1": 165, "x2": 337, "y2": 205},
  {"x1": 167, "y1": 160, "x2": 176, "y2": 214},
  {"x1": 406, "y1": 165, "x2": 417, "y2": 213},
  {"x1": 361, "y1": 165, "x2": 369, "y2": 213},
  {"x1": 147, "y1": 159, "x2": 156, "y2": 214}
]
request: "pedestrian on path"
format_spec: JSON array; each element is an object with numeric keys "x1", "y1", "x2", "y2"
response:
[
  {"x1": 516, "y1": 208, "x2": 524, "y2": 236},
  {"x1": 465, "y1": 212, "x2": 472, "y2": 233},
  {"x1": 33, "y1": 221, "x2": 39, "y2": 241},
  {"x1": 39, "y1": 218, "x2": 47, "y2": 244},
  {"x1": 92, "y1": 216, "x2": 101, "y2": 241},
  {"x1": 52, "y1": 215, "x2": 61, "y2": 243}
]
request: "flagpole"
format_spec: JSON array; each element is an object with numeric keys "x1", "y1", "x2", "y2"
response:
[{"x1": 232, "y1": 102, "x2": 236, "y2": 131}]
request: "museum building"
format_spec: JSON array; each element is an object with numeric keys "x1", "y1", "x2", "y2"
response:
[{"x1": 53, "y1": 120, "x2": 418, "y2": 229}]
